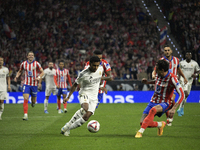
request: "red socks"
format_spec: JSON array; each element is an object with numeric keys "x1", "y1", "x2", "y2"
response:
[
  {"x1": 57, "y1": 99, "x2": 61, "y2": 109},
  {"x1": 63, "y1": 102, "x2": 67, "y2": 109},
  {"x1": 141, "y1": 107, "x2": 157, "y2": 129},
  {"x1": 23, "y1": 99, "x2": 28, "y2": 114}
]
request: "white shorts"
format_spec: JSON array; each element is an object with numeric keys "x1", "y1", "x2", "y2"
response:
[
  {"x1": 181, "y1": 83, "x2": 192, "y2": 95},
  {"x1": 45, "y1": 88, "x2": 57, "y2": 96},
  {"x1": 0, "y1": 91, "x2": 7, "y2": 100},
  {"x1": 79, "y1": 94, "x2": 98, "y2": 115}
]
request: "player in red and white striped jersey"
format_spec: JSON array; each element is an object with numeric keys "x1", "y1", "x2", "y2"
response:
[
  {"x1": 14, "y1": 51, "x2": 44, "y2": 120},
  {"x1": 135, "y1": 60, "x2": 185, "y2": 138},
  {"x1": 55, "y1": 60, "x2": 72, "y2": 113},
  {"x1": 84, "y1": 50, "x2": 113, "y2": 108},
  {"x1": 152, "y1": 44, "x2": 188, "y2": 126}
]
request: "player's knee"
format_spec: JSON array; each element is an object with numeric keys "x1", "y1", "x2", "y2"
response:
[{"x1": 150, "y1": 107, "x2": 157, "y2": 114}]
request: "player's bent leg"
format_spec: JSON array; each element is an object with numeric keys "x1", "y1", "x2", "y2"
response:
[
  {"x1": 166, "y1": 94, "x2": 175, "y2": 126},
  {"x1": 140, "y1": 114, "x2": 148, "y2": 126},
  {"x1": 31, "y1": 97, "x2": 36, "y2": 108}
]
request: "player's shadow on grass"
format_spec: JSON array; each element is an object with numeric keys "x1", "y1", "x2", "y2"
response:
[{"x1": 74, "y1": 134, "x2": 134, "y2": 138}]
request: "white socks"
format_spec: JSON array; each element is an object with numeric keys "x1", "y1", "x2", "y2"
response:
[
  {"x1": 179, "y1": 98, "x2": 186, "y2": 110},
  {"x1": 44, "y1": 99, "x2": 48, "y2": 110},
  {"x1": 69, "y1": 117, "x2": 86, "y2": 130},
  {"x1": 157, "y1": 122, "x2": 162, "y2": 128},
  {"x1": 138, "y1": 128, "x2": 145, "y2": 134},
  {"x1": 68, "y1": 108, "x2": 86, "y2": 126},
  {"x1": 0, "y1": 103, "x2": 4, "y2": 118}
]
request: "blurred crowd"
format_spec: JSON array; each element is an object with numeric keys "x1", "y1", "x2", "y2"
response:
[
  {"x1": 161, "y1": 0, "x2": 200, "y2": 65},
  {"x1": 0, "y1": 0, "x2": 170, "y2": 83}
]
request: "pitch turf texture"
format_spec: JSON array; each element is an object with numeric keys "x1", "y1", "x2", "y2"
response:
[{"x1": 0, "y1": 103, "x2": 200, "y2": 150}]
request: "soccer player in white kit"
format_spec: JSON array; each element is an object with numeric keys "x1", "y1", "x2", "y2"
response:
[
  {"x1": 0, "y1": 57, "x2": 11, "y2": 120},
  {"x1": 40, "y1": 62, "x2": 57, "y2": 114},
  {"x1": 60, "y1": 56, "x2": 111, "y2": 136},
  {"x1": 177, "y1": 51, "x2": 200, "y2": 116}
]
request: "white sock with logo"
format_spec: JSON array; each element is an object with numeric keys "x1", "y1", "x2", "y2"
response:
[
  {"x1": 44, "y1": 99, "x2": 48, "y2": 110},
  {"x1": 69, "y1": 117, "x2": 86, "y2": 130},
  {"x1": 68, "y1": 108, "x2": 86, "y2": 126}
]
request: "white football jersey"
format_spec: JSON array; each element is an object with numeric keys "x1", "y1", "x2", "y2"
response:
[
  {"x1": 0, "y1": 66, "x2": 9, "y2": 92},
  {"x1": 179, "y1": 59, "x2": 200, "y2": 85},
  {"x1": 43, "y1": 68, "x2": 57, "y2": 89},
  {"x1": 75, "y1": 66, "x2": 104, "y2": 100}
]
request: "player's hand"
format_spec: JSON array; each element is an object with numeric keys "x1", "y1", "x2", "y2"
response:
[
  {"x1": 35, "y1": 77, "x2": 40, "y2": 81},
  {"x1": 14, "y1": 77, "x2": 17, "y2": 82},
  {"x1": 100, "y1": 87, "x2": 107, "y2": 94},
  {"x1": 38, "y1": 83, "x2": 42, "y2": 89},
  {"x1": 141, "y1": 78, "x2": 148, "y2": 84},
  {"x1": 63, "y1": 97, "x2": 69, "y2": 104},
  {"x1": 8, "y1": 86, "x2": 11, "y2": 92},
  {"x1": 56, "y1": 85, "x2": 59, "y2": 89},
  {"x1": 168, "y1": 109, "x2": 175, "y2": 118},
  {"x1": 184, "y1": 78, "x2": 188, "y2": 84},
  {"x1": 191, "y1": 73, "x2": 198, "y2": 78}
]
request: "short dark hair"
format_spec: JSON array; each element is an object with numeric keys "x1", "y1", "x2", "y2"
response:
[
  {"x1": 185, "y1": 50, "x2": 192, "y2": 54},
  {"x1": 89, "y1": 56, "x2": 100, "y2": 63},
  {"x1": 93, "y1": 50, "x2": 102, "y2": 55},
  {"x1": 156, "y1": 59, "x2": 169, "y2": 72},
  {"x1": 27, "y1": 51, "x2": 34, "y2": 55},
  {"x1": 59, "y1": 60, "x2": 64, "y2": 64},
  {"x1": 164, "y1": 44, "x2": 170, "y2": 48}
]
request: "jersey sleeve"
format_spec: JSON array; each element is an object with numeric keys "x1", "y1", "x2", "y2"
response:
[
  {"x1": 67, "y1": 71, "x2": 72, "y2": 86},
  {"x1": 195, "y1": 62, "x2": 200, "y2": 72},
  {"x1": 19, "y1": 62, "x2": 24, "y2": 71},
  {"x1": 171, "y1": 74, "x2": 185, "y2": 104},
  {"x1": 36, "y1": 61, "x2": 42, "y2": 70},
  {"x1": 75, "y1": 72, "x2": 84, "y2": 84},
  {"x1": 6, "y1": 68, "x2": 9, "y2": 77},
  {"x1": 84, "y1": 61, "x2": 89, "y2": 69}
]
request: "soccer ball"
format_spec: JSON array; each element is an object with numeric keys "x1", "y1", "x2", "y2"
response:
[{"x1": 87, "y1": 120, "x2": 100, "y2": 133}]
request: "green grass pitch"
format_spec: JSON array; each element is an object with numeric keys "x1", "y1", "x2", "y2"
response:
[{"x1": 0, "y1": 103, "x2": 200, "y2": 150}]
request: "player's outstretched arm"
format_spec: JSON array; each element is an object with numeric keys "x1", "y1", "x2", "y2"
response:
[
  {"x1": 104, "y1": 70, "x2": 113, "y2": 81},
  {"x1": 14, "y1": 69, "x2": 22, "y2": 82},
  {"x1": 63, "y1": 82, "x2": 78, "y2": 103},
  {"x1": 142, "y1": 78, "x2": 155, "y2": 84}
]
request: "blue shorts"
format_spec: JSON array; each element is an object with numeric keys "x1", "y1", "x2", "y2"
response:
[
  {"x1": 57, "y1": 88, "x2": 68, "y2": 96},
  {"x1": 23, "y1": 85, "x2": 38, "y2": 97},
  {"x1": 143, "y1": 102, "x2": 171, "y2": 117},
  {"x1": 98, "y1": 93, "x2": 103, "y2": 102}
]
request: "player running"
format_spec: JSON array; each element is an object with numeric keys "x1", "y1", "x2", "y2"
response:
[
  {"x1": 39, "y1": 62, "x2": 57, "y2": 114},
  {"x1": 0, "y1": 57, "x2": 11, "y2": 120},
  {"x1": 14, "y1": 51, "x2": 44, "y2": 120},
  {"x1": 177, "y1": 51, "x2": 200, "y2": 116},
  {"x1": 135, "y1": 60, "x2": 185, "y2": 138},
  {"x1": 84, "y1": 50, "x2": 112, "y2": 108},
  {"x1": 152, "y1": 44, "x2": 188, "y2": 126},
  {"x1": 60, "y1": 56, "x2": 111, "y2": 136},
  {"x1": 55, "y1": 60, "x2": 72, "y2": 113}
]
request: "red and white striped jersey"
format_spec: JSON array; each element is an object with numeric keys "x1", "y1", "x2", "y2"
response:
[
  {"x1": 151, "y1": 72, "x2": 184, "y2": 105},
  {"x1": 85, "y1": 59, "x2": 111, "y2": 93},
  {"x1": 55, "y1": 68, "x2": 72, "y2": 88},
  {"x1": 154, "y1": 56, "x2": 180, "y2": 76},
  {"x1": 20, "y1": 60, "x2": 42, "y2": 86}
]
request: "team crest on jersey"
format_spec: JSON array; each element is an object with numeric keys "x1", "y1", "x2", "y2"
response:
[{"x1": 99, "y1": 71, "x2": 101, "y2": 75}]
